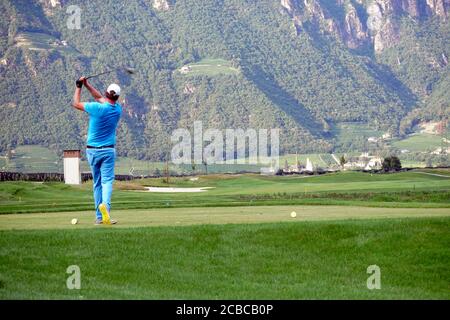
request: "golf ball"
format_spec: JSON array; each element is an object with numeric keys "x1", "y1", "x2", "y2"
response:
[
  {"x1": 290, "y1": 211, "x2": 297, "y2": 218},
  {"x1": 71, "y1": 218, "x2": 78, "y2": 225}
]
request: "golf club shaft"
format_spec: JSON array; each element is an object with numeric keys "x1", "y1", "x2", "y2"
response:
[
  {"x1": 85, "y1": 66, "x2": 134, "y2": 80},
  {"x1": 85, "y1": 70, "x2": 114, "y2": 80}
]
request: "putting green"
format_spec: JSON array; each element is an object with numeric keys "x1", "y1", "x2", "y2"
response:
[{"x1": 1, "y1": 205, "x2": 449, "y2": 230}]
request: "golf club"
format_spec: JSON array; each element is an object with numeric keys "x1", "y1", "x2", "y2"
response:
[{"x1": 85, "y1": 66, "x2": 136, "y2": 80}]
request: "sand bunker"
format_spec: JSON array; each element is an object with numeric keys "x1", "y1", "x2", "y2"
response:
[{"x1": 144, "y1": 187, "x2": 214, "y2": 193}]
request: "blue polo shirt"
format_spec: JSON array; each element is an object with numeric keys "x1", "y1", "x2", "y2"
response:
[{"x1": 84, "y1": 101, "x2": 122, "y2": 147}]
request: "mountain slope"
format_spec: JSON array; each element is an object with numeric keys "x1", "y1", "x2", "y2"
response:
[{"x1": 0, "y1": 0, "x2": 448, "y2": 159}]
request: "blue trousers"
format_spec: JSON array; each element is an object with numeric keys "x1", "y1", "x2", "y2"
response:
[{"x1": 86, "y1": 148, "x2": 116, "y2": 220}]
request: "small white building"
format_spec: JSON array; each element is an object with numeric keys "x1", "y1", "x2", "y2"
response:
[
  {"x1": 344, "y1": 153, "x2": 383, "y2": 170},
  {"x1": 382, "y1": 133, "x2": 392, "y2": 140},
  {"x1": 63, "y1": 150, "x2": 81, "y2": 185},
  {"x1": 304, "y1": 158, "x2": 314, "y2": 172},
  {"x1": 431, "y1": 147, "x2": 450, "y2": 155},
  {"x1": 260, "y1": 167, "x2": 276, "y2": 175},
  {"x1": 344, "y1": 160, "x2": 366, "y2": 169},
  {"x1": 180, "y1": 66, "x2": 191, "y2": 74},
  {"x1": 364, "y1": 157, "x2": 383, "y2": 170},
  {"x1": 281, "y1": 154, "x2": 303, "y2": 173}
]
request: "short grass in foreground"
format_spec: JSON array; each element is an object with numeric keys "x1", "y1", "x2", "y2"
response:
[{"x1": 0, "y1": 218, "x2": 448, "y2": 299}]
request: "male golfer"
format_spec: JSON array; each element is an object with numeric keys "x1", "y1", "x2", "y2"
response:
[{"x1": 72, "y1": 77, "x2": 122, "y2": 225}]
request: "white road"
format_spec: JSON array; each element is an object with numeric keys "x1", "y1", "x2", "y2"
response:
[
  {"x1": 414, "y1": 171, "x2": 450, "y2": 178},
  {"x1": 331, "y1": 154, "x2": 341, "y2": 166}
]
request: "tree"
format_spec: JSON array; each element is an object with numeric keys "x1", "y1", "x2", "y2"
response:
[
  {"x1": 339, "y1": 155, "x2": 347, "y2": 167},
  {"x1": 275, "y1": 168, "x2": 284, "y2": 176},
  {"x1": 164, "y1": 161, "x2": 170, "y2": 183},
  {"x1": 202, "y1": 160, "x2": 208, "y2": 175},
  {"x1": 382, "y1": 156, "x2": 402, "y2": 172},
  {"x1": 2, "y1": 0, "x2": 446, "y2": 161},
  {"x1": 191, "y1": 159, "x2": 196, "y2": 174},
  {"x1": 438, "y1": 155, "x2": 449, "y2": 167}
]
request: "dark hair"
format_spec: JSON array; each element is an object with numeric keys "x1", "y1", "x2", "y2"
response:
[{"x1": 105, "y1": 91, "x2": 119, "y2": 101}]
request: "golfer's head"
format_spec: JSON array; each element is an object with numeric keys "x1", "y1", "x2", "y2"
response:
[{"x1": 106, "y1": 83, "x2": 121, "y2": 101}]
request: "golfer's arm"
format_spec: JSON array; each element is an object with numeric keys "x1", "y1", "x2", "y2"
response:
[
  {"x1": 72, "y1": 88, "x2": 85, "y2": 111},
  {"x1": 85, "y1": 82, "x2": 106, "y2": 103}
]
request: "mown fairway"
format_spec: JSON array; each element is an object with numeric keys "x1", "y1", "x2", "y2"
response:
[
  {"x1": 0, "y1": 170, "x2": 449, "y2": 299},
  {"x1": 1, "y1": 170, "x2": 449, "y2": 214},
  {"x1": 0, "y1": 205, "x2": 449, "y2": 230}
]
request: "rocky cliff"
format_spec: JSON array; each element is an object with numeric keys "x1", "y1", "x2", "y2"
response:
[
  {"x1": 282, "y1": 0, "x2": 448, "y2": 52},
  {"x1": 153, "y1": 0, "x2": 173, "y2": 11}
]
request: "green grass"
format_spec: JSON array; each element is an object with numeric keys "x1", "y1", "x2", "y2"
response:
[
  {"x1": 0, "y1": 145, "x2": 180, "y2": 175},
  {"x1": 0, "y1": 218, "x2": 448, "y2": 299},
  {"x1": 399, "y1": 160, "x2": 426, "y2": 168},
  {"x1": 1, "y1": 205, "x2": 449, "y2": 230},
  {"x1": 1, "y1": 145, "x2": 163, "y2": 174},
  {"x1": 419, "y1": 168, "x2": 450, "y2": 176},
  {"x1": 15, "y1": 32, "x2": 79, "y2": 55},
  {"x1": 328, "y1": 123, "x2": 445, "y2": 166},
  {"x1": 332, "y1": 122, "x2": 383, "y2": 146},
  {"x1": 179, "y1": 58, "x2": 239, "y2": 76},
  {"x1": 392, "y1": 133, "x2": 444, "y2": 152},
  {"x1": 0, "y1": 170, "x2": 449, "y2": 214},
  {"x1": 2, "y1": 143, "x2": 434, "y2": 175},
  {"x1": 114, "y1": 158, "x2": 262, "y2": 175},
  {"x1": 1, "y1": 145, "x2": 62, "y2": 172},
  {"x1": 1, "y1": 145, "x2": 262, "y2": 174},
  {"x1": 0, "y1": 170, "x2": 449, "y2": 299},
  {"x1": 279, "y1": 154, "x2": 338, "y2": 168}
]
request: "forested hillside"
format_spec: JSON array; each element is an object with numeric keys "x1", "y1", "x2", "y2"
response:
[{"x1": 0, "y1": 0, "x2": 448, "y2": 160}]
